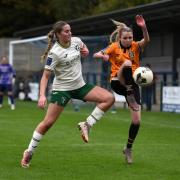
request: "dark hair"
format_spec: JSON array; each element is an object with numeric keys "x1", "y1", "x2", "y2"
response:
[{"x1": 41, "y1": 21, "x2": 68, "y2": 61}]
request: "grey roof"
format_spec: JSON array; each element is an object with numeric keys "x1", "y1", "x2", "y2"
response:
[{"x1": 14, "y1": 0, "x2": 180, "y2": 38}]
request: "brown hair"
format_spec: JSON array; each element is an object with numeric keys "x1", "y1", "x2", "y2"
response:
[
  {"x1": 0, "y1": 55, "x2": 8, "y2": 64},
  {"x1": 110, "y1": 19, "x2": 132, "y2": 43},
  {"x1": 41, "y1": 21, "x2": 68, "y2": 61}
]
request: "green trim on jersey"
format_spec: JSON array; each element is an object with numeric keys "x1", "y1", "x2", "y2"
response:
[
  {"x1": 56, "y1": 41, "x2": 70, "y2": 49},
  {"x1": 50, "y1": 83, "x2": 95, "y2": 107}
]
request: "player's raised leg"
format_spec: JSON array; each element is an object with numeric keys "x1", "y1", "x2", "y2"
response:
[{"x1": 78, "y1": 86, "x2": 115, "y2": 143}]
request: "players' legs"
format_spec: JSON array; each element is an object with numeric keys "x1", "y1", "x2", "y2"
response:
[
  {"x1": 21, "y1": 103, "x2": 64, "y2": 167},
  {"x1": 6, "y1": 84, "x2": 15, "y2": 110},
  {"x1": 84, "y1": 86, "x2": 115, "y2": 111},
  {"x1": 123, "y1": 106, "x2": 141, "y2": 164},
  {"x1": 117, "y1": 60, "x2": 139, "y2": 111},
  {"x1": 0, "y1": 85, "x2": 4, "y2": 107},
  {"x1": 28, "y1": 103, "x2": 64, "y2": 152},
  {"x1": 127, "y1": 83, "x2": 141, "y2": 149},
  {"x1": 78, "y1": 86, "x2": 115, "y2": 142},
  {"x1": 117, "y1": 60, "x2": 133, "y2": 87},
  {"x1": 7, "y1": 91, "x2": 15, "y2": 110},
  {"x1": 7, "y1": 91, "x2": 14, "y2": 104},
  {"x1": 112, "y1": 78, "x2": 141, "y2": 164},
  {"x1": 111, "y1": 79, "x2": 141, "y2": 150},
  {"x1": 0, "y1": 92, "x2": 3, "y2": 107},
  {"x1": 83, "y1": 86, "x2": 114, "y2": 126},
  {"x1": 127, "y1": 109, "x2": 141, "y2": 148}
]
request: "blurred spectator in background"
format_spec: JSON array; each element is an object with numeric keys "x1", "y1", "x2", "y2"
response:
[
  {"x1": 0, "y1": 56, "x2": 16, "y2": 110},
  {"x1": 15, "y1": 77, "x2": 27, "y2": 101}
]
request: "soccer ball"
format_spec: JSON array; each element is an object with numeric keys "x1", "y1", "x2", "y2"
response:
[{"x1": 133, "y1": 67, "x2": 153, "y2": 86}]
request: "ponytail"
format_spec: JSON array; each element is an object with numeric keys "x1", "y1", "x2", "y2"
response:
[
  {"x1": 41, "y1": 30, "x2": 55, "y2": 62},
  {"x1": 109, "y1": 19, "x2": 128, "y2": 43},
  {"x1": 41, "y1": 21, "x2": 68, "y2": 62}
]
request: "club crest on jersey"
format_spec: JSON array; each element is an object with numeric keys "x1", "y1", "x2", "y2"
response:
[
  {"x1": 128, "y1": 50, "x2": 135, "y2": 61},
  {"x1": 46, "y1": 57, "x2": 52, "y2": 66},
  {"x1": 75, "y1": 45, "x2": 80, "y2": 51}
]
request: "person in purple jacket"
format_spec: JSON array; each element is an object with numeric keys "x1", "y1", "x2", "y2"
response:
[{"x1": 0, "y1": 56, "x2": 16, "y2": 110}]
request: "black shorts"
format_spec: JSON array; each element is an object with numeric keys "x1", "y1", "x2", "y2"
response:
[
  {"x1": 110, "y1": 80, "x2": 141, "y2": 105},
  {"x1": 0, "y1": 84, "x2": 13, "y2": 92}
]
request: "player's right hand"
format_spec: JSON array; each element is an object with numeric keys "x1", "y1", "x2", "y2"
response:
[
  {"x1": 103, "y1": 54, "x2": 109, "y2": 61},
  {"x1": 38, "y1": 95, "x2": 47, "y2": 109}
]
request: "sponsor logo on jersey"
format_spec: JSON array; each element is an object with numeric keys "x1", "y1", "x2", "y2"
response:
[{"x1": 65, "y1": 55, "x2": 80, "y2": 66}]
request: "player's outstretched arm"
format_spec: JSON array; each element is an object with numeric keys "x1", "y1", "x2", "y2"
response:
[
  {"x1": 136, "y1": 15, "x2": 150, "y2": 49},
  {"x1": 93, "y1": 51, "x2": 109, "y2": 61}
]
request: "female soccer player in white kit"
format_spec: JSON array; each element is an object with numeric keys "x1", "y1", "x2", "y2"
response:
[{"x1": 21, "y1": 21, "x2": 115, "y2": 168}]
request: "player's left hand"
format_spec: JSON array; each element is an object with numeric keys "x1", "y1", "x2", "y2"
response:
[
  {"x1": 80, "y1": 49, "x2": 89, "y2": 57},
  {"x1": 136, "y1": 15, "x2": 146, "y2": 28},
  {"x1": 80, "y1": 44, "x2": 89, "y2": 57},
  {"x1": 12, "y1": 77, "x2": 16, "y2": 85}
]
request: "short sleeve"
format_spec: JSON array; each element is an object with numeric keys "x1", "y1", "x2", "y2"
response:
[
  {"x1": 103, "y1": 43, "x2": 116, "y2": 55},
  {"x1": 133, "y1": 41, "x2": 141, "y2": 52},
  {"x1": 72, "y1": 37, "x2": 84, "y2": 49},
  {"x1": 44, "y1": 52, "x2": 58, "y2": 71}
]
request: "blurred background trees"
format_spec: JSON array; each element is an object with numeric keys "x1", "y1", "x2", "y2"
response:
[{"x1": 0, "y1": 0, "x2": 159, "y2": 37}]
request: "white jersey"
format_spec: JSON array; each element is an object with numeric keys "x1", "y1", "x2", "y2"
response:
[{"x1": 45, "y1": 37, "x2": 86, "y2": 91}]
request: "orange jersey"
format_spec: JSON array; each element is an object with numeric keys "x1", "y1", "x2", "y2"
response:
[{"x1": 104, "y1": 41, "x2": 140, "y2": 80}]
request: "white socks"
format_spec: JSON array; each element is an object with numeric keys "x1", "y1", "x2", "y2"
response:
[
  {"x1": 26, "y1": 107, "x2": 105, "y2": 153},
  {"x1": 27, "y1": 131, "x2": 43, "y2": 153},
  {"x1": 87, "y1": 106, "x2": 105, "y2": 127}
]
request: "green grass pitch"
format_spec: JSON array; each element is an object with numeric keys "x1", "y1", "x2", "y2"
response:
[{"x1": 0, "y1": 100, "x2": 180, "y2": 180}]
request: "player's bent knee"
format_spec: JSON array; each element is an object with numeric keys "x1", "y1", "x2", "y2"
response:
[
  {"x1": 135, "y1": 120, "x2": 141, "y2": 124},
  {"x1": 105, "y1": 93, "x2": 115, "y2": 105},
  {"x1": 132, "y1": 118, "x2": 141, "y2": 124}
]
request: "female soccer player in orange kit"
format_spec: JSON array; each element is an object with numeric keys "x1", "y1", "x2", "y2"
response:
[{"x1": 94, "y1": 15, "x2": 150, "y2": 164}]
